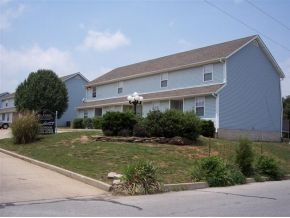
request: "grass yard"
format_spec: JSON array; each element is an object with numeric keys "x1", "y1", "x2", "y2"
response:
[{"x1": 0, "y1": 131, "x2": 290, "y2": 184}]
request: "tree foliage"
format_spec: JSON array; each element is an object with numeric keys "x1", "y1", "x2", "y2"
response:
[
  {"x1": 283, "y1": 95, "x2": 290, "y2": 120},
  {"x1": 15, "y1": 69, "x2": 68, "y2": 118}
]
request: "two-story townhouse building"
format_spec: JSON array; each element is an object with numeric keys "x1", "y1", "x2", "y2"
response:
[
  {"x1": 77, "y1": 35, "x2": 284, "y2": 141},
  {"x1": 0, "y1": 72, "x2": 88, "y2": 127},
  {"x1": 0, "y1": 92, "x2": 16, "y2": 123},
  {"x1": 58, "y1": 72, "x2": 88, "y2": 127}
]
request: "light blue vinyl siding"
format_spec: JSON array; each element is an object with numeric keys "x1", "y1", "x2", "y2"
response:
[
  {"x1": 88, "y1": 63, "x2": 224, "y2": 101},
  {"x1": 219, "y1": 41, "x2": 281, "y2": 132},
  {"x1": 58, "y1": 75, "x2": 88, "y2": 126}
]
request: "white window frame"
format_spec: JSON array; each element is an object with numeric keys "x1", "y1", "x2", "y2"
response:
[
  {"x1": 118, "y1": 81, "x2": 123, "y2": 94},
  {"x1": 161, "y1": 72, "x2": 168, "y2": 88},
  {"x1": 195, "y1": 97, "x2": 205, "y2": 117},
  {"x1": 203, "y1": 64, "x2": 213, "y2": 82}
]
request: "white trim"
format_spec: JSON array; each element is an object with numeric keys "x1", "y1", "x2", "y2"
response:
[
  {"x1": 87, "y1": 58, "x2": 223, "y2": 87},
  {"x1": 215, "y1": 94, "x2": 219, "y2": 130}
]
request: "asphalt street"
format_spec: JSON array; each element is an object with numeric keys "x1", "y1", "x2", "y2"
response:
[{"x1": 1, "y1": 167, "x2": 290, "y2": 216}]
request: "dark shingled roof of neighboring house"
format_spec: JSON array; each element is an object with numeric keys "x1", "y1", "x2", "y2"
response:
[
  {"x1": 60, "y1": 72, "x2": 89, "y2": 82},
  {"x1": 87, "y1": 35, "x2": 258, "y2": 86},
  {"x1": 78, "y1": 84, "x2": 224, "y2": 109}
]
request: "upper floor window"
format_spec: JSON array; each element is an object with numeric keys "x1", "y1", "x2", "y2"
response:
[
  {"x1": 161, "y1": 73, "x2": 168, "y2": 88},
  {"x1": 92, "y1": 87, "x2": 96, "y2": 98},
  {"x1": 203, "y1": 64, "x2": 213, "y2": 82},
  {"x1": 118, "y1": 81, "x2": 123, "y2": 94},
  {"x1": 195, "y1": 97, "x2": 205, "y2": 117}
]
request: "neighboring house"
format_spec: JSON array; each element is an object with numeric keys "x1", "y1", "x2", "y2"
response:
[
  {"x1": 0, "y1": 72, "x2": 88, "y2": 127},
  {"x1": 58, "y1": 72, "x2": 89, "y2": 127},
  {"x1": 79, "y1": 35, "x2": 284, "y2": 141},
  {"x1": 0, "y1": 92, "x2": 16, "y2": 123}
]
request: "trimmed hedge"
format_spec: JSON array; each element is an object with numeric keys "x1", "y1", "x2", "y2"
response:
[
  {"x1": 101, "y1": 111, "x2": 137, "y2": 136},
  {"x1": 200, "y1": 120, "x2": 215, "y2": 138},
  {"x1": 145, "y1": 109, "x2": 201, "y2": 141}
]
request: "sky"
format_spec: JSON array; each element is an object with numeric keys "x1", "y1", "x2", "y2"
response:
[{"x1": 0, "y1": 0, "x2": 290, "y2": 97}]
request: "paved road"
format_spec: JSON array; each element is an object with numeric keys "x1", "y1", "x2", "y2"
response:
[
  {"x1": 0, "y1": 152, "x2": 107, "y2": 207},
  {"x1": 1, "y1": 170, "x2": 290, "y2": 216}
]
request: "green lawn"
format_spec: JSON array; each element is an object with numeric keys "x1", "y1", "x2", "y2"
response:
[{"x1": 0, "y1": 131, "x2": 289, "y2": 184}]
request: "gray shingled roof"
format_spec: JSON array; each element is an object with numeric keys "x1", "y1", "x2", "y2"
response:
[
  {"x1": 88, "y1": 35, "x2": 257, "y2": 86},
  {"x1": 77, "y1": 84, "x2": 223, "y2": 109}
]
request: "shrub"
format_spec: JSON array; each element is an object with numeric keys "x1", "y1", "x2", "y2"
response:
[
  {"x1": 191, "y1": 156, "x2": 245, "y2": 187},
  {"x1": 119, "y1": 161, "x2": 161, "y2": 195},
  {"x1": 235, "y1": 139, "x2": 255, "y2": 177},
  {"x1": 145, "y1": 110, "x2": 164, "y2": 137},
  {"x1": 83, "y1": 118, "x2": 93, "y2": 129},
  {"x1": 92, "y1": 117, "x2": 103, "y2": 129},
  {"x1": 133, "y1": 118, "x2": 149, "y2": 137},
  {"x1": 144, "y1": 109, "x2": 201, "y2": 141},
  {"x1": 11, "y1": 112, "x2": 39, "y2": 144},
  {"x1": 160, "y1": 109, "x2": 183, "y2": 138},
  {"x1": 200, "y1": 120, "x2": 215, "y2": 138},
  {"x1": 72, "y1": 118, "x2": 84, "y2": 129},
  {"x1": 180, "y1": 112, "x2": 201, "y2": 141},
  {"x1": 256, "y1": 155, "x2": 285, "y2": 180},
  {"x1": 101, "y1": 111, "x2": 137, "y2": 136}
]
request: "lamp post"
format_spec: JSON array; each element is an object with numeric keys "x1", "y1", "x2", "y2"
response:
[{"x1": 127, "y1": 92, "x2": 143, "y2": 115}]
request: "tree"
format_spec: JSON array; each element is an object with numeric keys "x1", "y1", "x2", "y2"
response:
[
  {"x1": 15, "y1": 69, "x2": 68, "y2": 118},
  {"x1": 283, "y1": 95, "x2": 290, "y2": 120}
]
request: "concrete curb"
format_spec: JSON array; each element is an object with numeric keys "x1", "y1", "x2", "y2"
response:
[
  {"x1": 0, "y1": 148, "x2": 112, "y2": 192},
  {"x1": 163, "y1": 182, "x2": 208, "y2": 192}
]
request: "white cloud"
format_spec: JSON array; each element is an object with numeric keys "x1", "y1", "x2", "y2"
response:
[
  {"x1": 0, "y1": 1, "x2": 25, "y2": 31},
  {"x1": 0, "y1": 44, "x2": 77, "y2": 93},
  {"x1": 280, "y1": 57, "x2": 290, "y2": 97},
  {"x1": 78, "y1": 30, "x2": 130, "y2": 52}
]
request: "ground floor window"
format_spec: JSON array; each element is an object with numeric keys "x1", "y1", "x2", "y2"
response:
[
  {"x1": 84, "y1": 110, "x2": 88, "y2": 118},
  {"x1": 170, "y1": 100, "x2": 183, "y2": 111},
  {"x1": 95, "y1": 108, "x2": 102, "y2": 116},
  {"x1": 195, "y1": 97, "x2": 205, "y2": 117}
]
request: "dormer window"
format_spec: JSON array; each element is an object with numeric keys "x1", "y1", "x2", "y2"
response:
[
  {"x1": 203, "y1": 64, "x2": 213, "y2": 82},
  {"x1": 118, "y1": 81, "x2": 123, "y2": 94},
  {"x1": 161, "y1": 73, "x2": 168, "y2": 88}
]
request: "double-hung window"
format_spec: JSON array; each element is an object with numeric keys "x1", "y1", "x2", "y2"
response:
[
  {"x1": 118, "y1": 81, "x2": 123, "y2": 94},
  {"x1": 161, "y1": 73, "x2": 168, "y2": 88},
  {"x1": 203, "y1": 64, "x2": 213, "y2": 82},
  {"x1": 195, "y1": 97, "x2": 205, "y2": 117}
]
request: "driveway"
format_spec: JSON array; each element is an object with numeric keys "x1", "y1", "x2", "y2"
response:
[{"x1": 0, "y1": 152, "x2": 108, "y2": 205}]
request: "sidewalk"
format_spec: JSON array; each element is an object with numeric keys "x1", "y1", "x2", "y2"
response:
[{"x1": 0, "y1": 152, "x2": 107, "y2": 204}]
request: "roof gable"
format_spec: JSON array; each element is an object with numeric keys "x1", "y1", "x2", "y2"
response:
[
  {"x1": 88, "y1": 35, "x2": 258, "y2": 86},
  {"x1": 60, "y1": 72, "x2": 89, "y2": 82}
]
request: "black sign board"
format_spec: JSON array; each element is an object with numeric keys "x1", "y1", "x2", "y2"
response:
[{"x1": 36, "y1": 110, "x2": 55, "y2": 134}]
